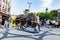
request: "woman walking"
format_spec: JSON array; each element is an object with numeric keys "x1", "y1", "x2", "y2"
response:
[{"x1": 4, "y1": 19, "x2": 9, "y2": 28}]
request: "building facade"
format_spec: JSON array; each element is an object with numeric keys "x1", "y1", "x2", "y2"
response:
[
  {"x1": 0, "y1": 0, "x2": 11, "y2": 14},
  {"x1": 57, "y1": 9, "x2": 60, "y2": 20},
  {"x1": 0, "y1": 0, "x2": 11, "y2": 25}
]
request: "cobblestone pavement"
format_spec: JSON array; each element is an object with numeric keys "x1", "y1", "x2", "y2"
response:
[{"x1": 0, "y1": 27, "x2": 60, "y2": 40}]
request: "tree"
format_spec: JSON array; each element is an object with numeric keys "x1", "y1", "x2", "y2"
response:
[
  {"x1": 39, "y1": 12, "x2": 45, "y2": 20},
  {"x1": 50, "y1": 10, "x2": 58, "y2": 20},
  {"x1": 24, "y1": 9, "x2": 29, "y2": 14},
  {"x1": 50, "y1": 10, "x2": 58, "y2": 17},
  {"x1": 32, "y1": 9, "x2": 58, "y2": 20}
]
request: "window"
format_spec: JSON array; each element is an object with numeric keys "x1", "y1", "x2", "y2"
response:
[{"x1": 3, "y1": 0, "x2": 5, "y2": 2}]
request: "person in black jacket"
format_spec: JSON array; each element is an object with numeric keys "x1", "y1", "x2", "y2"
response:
[{"x1": 15, "y1": 17, "x2": 20, "y2": 29}]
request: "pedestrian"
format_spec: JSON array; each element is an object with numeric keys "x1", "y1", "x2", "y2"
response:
[
  {"x1": 49, "y1": 20, "x2": 53, "y2": 28},
  {"x1": 36, "y1": 14, "x2": 41, "y2": 31},
  {"x1": 15, "y1": 16, "x2": 20, "y2": 29},
  {"x1": 4, "y1": 19, "x2": 9, "y2": 28},
  {"x1": 46, "y1": 19, "x2": 50, "y2": 28},
  {"x1": 43, "y1": 19, "x2": 47, "y2": 27},
  {"x1": 51, "y1": 20, "x2": 56, "y2": 28},
  {"x1": 9, "y1": 20, "x2": 12, "y2": 28},
  {"x1": 55, "y1": 21, "x2": 59, "y2": 28},
  {"x1": 31, "y1": 17, "x2": 37, "y2": 31},
  {"x1": 58, "y1": 22, "x2": 60, "y2": 28}
]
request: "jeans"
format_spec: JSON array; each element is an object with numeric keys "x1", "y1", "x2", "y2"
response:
[{"x1": 38, "y1": 24, "x2": 40, "y2": 31}]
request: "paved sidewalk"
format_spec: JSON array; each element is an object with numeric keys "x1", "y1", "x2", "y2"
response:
[{"x1": 0, "y1": 28, "x2": 60, "y2": 40}]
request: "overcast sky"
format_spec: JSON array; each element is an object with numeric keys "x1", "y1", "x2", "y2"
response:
[{"x1": 11, "y1": 0, "x2": 60, "y2": 15}]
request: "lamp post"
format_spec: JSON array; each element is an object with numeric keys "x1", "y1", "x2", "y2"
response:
[{"x1": 27, "y1": 2, "x2": 32, "y2": 12}]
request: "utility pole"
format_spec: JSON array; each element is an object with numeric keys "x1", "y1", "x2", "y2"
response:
[{"x1": 27, "y1": 2, "x2": 32, "y2": 12}]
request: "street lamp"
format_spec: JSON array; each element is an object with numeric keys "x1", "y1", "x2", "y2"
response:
[{"x1": 27, "y1": 2, "x2": 32, "y2": 12}]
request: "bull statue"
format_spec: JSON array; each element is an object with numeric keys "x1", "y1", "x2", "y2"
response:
[{"x1": 20, "y1": 13, "x2": 37, "y2": 30}]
